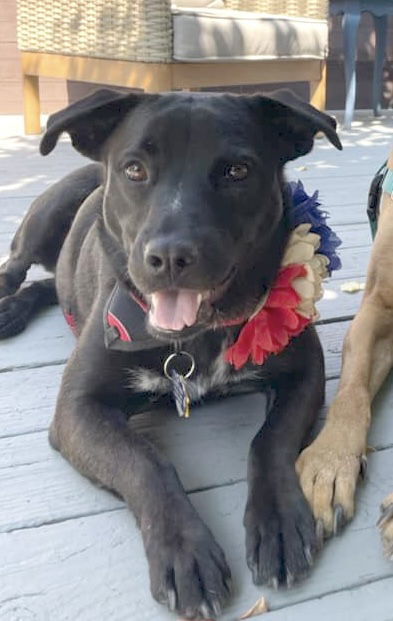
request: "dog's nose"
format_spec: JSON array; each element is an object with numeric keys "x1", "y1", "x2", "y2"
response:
[{"x1": 144, "y1": 238, "x2": 197, "y2": 276}]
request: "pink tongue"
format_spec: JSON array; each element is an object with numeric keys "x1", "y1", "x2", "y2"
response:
[{"x1": 150, "y1": 290, "x2": 202, "y2": 331}]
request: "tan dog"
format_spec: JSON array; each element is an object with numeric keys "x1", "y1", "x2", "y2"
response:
[{"x1": 296, "y1": 149, "x2": 393, "y2": 558}]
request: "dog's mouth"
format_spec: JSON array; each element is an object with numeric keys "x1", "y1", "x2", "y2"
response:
[
  {"x1": 149, "y1": 289, "x2": 203, "y2": 332},
  {"x1": 140, "y1": 266, "x2": 237, "y2": 336}
]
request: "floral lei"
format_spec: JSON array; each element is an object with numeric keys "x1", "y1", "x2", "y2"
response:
[{"x1": 225, "y1": 181, "x2": 342, "y2": 370}]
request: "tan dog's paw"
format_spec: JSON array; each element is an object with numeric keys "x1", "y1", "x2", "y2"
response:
[
  {"x1": 296, "y1": 429, "x2": 366, "y2": 539},
  {"x1": 378, "y1": 493, "x2": 393, "y2": 559}
]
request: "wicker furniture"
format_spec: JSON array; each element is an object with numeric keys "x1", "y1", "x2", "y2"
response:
[{"x1": 17, "y1": 0, "x2": 329, "y2": 134}]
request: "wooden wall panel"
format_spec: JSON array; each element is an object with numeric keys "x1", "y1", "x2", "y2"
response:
[{"x1": 0, "y1": 0, "x2": 68, "y2": 115}]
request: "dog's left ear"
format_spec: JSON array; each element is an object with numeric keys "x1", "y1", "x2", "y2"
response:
[
  {"x1": 252, "y1": 89, "x2": 342, "y2": 162},
  {"x1": 40, "y1": 88, "x2": 158, "y2": 161}
]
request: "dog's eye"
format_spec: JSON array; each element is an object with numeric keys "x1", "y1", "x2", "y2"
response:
[
  {"x1": 125, "y1": 161, "x2": 147, "y2": 182},
  {"x1": 224, "y1": 163, "x2": 249, "y2": 181}
]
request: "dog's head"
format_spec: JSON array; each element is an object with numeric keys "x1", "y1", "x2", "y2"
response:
[{"x1": 41, "y1": 89, "x2": 341, "y2": 340}]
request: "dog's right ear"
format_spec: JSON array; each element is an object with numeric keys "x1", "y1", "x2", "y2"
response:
[{"x1": 40, "y1": 89, "x2": 157, "y2": 161}]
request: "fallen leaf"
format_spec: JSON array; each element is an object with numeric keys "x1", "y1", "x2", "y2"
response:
[
  {"x1": 239, "y1": 596, "x2": 269, "y2": 619},
  {"x1": 340, "y1": 280, "x2": 366, "y2": 293}
]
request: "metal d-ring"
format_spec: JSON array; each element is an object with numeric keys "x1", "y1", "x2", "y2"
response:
[{"x1": 163, "y1": 351, "x2": 196, "y2": 380}]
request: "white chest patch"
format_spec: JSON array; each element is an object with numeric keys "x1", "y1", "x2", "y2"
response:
[{"x1": 128, "y1": 350, "x2": 260, "y2": 401}]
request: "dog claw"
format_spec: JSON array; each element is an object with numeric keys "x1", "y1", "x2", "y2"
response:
[
  {"x1": 211, "y1": 599, "x2": 222, "y2": 617},
  {"x1": 316, "y1": 519, "x2": 324, "y2": 549},
  {"x1": 167, "y1": 588, "x2": 177, "y2": 612},
  {"x1": 377, "y1": 501, "x2": 393, "y2": 560},
  {"x1": 267, "y1": 578, "x2": 278, "y2": 591},
  {"x1": 200, "y1": 601, "x2": 213, "y2": 619},
  {"x1": 360, "y1": 455, "x2": 368, "y2": 480},
  {"x1": 377, "y1": 504, "x2": 393, "y2": 529},
  {"x1": 333, "y1": 504, "x2": 345, "y2": 535},
  {"x1": 286, "y1": 570, "x2": 294, "y2": 588},
  {"x1": 304, "y1": 546, "x2": 314, "y2": 567},
  {"x1": 224, "y1": 576, "x2": 232, "y2": 594}
]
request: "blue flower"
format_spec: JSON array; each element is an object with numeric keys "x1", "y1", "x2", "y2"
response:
[{"x1": 288, "y1": 180, "x2": 342, "y2": 275}]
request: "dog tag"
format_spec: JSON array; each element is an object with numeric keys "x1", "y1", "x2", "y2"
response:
[
  {"x1": 170, "y1": 370, "x2": 191, "y2": 418},
  {"x1": 163, "y1": 351, "x2": 195, "y2": 419}
]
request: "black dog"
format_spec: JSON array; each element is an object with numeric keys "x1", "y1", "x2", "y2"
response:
[{"x1": 0, "y1": 89, "x2": 342, "y2": 618}]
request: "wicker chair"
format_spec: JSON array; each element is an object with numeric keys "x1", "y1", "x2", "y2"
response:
[{"x1": 17, "y1": 0, "x2": 329, "y2": 134}]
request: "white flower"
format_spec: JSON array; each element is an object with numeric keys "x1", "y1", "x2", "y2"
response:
[
  {"x1": 282, "y1": 224, "x2": 330, "y2": 320},
  {"x1": 282, "y1": 223, "x2": 320, "y2": 266}
]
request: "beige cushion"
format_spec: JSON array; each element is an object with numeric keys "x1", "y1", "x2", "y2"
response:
[
  {"x1": 172, "y1": 8, "x2": 328, "y2": 62},
  {"x1": 172, "y1": 1, "x2": 224, "y2": 7}
]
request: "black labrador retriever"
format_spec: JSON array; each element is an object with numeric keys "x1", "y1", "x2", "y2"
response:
[{"x1": 0, "y1": 89, "x2": 341, "y2": 618}]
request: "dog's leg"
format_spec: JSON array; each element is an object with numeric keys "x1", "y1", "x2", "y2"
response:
[
  {"x1": 0, "y1": 164, "x2": 102, "y2": 299},
  {"x1": 0, "y1": 278, "x2": 57, "y2": 338},
  {"x1": 0, "y1": 254, "x2": 31, "y2": 299},
  {"x1": 378, "y1": 492, "x2": 393, "y2": 559},
  {"x1": 297, "y1": 184, "x2": 393, "y2": 537},
  {"x1": 244, "y1": 326, "x2": 324, "y2": 587},
  {"x1": 50, "y1": 342, "x2": 231, "y2": 618}
]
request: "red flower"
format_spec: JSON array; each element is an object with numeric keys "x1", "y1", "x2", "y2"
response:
[{"x1": 225, "y1": 264, "x2": 311, "y2": 369}]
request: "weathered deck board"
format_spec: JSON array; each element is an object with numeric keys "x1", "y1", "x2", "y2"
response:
[
  {"x1": 0, "y1": 371, "x2": 340, "y2": 441},
  {"x1": 0, "y1": 366, "x2": 330, "y2": 435},
  {"x1": 0, "y1": 364, "x2": 64, "y2": 437},
  {"x1": 1, "y1": 364, "x2": 391, "y2": 457},
  {"x1": 0, "y1": 307, "x2": 73, "y2": 370},
  {"x1": 2, "y1": 378, "x2": 393, "y2": 537},
  {"x1": 318, "y1": 278, "x2": 364, "y2": 321},
  {"x1": 1, "y1": 451, "x2": 393, "y2": 621},
  {"x1": 335, "y1": 222, "x2": 371, "y2": 248},
  {"x1": 0, "y1": 310, "x2": 349, "y2": 382},
  {"x1": 265, "y1": 576, "x2": 393, "y2": 621},
  {"x1": 0, "y1": 312, "x2": 354, "y2": 391}
]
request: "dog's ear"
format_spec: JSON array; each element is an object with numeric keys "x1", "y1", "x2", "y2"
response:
[
  {"x1": 40, "y1": 89, "x2": 157, "y2": 160},
  {"x1": 252, "y1": 89, "x2": 342, "y2": 162}
]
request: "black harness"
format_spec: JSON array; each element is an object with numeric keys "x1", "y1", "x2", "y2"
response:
[{"x1": 103, "y1": 283, "x2": 160, "y2": 352}]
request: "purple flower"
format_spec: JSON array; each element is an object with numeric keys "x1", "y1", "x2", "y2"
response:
[{"x1": 288, "y1": 180, "x2": 342, "y2": 275}]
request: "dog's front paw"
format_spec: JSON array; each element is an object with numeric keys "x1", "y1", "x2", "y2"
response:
[
  {"x1": 244, "y1": 475, "x2": 317, "y2": 588},
  {"x1": 378, "y1": 492, "x2": 393, "y2": 560},
  {"x1": 0, "y1": 294, "x2": 30, "y2": 338},
  {"x1": 144, "y1": 517, "x2": 231, "y2": 619},
  {"x1": 296, "y1": 426, "x2": 366, "y2": 537}
]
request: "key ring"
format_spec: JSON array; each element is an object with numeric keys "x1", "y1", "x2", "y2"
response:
[{"x1": 163, "y1": 351, "x2": 195, "y2": 380}]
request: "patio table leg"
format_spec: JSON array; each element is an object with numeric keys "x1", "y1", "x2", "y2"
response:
[
  {"x1": 342, "y1": 9, "x2": 361, "y2": 129},
  {"x1": 22, "y1": 74, "x2": 41, "y2": 135},
  {"x1": 372, "y1": 14, "x2": 388, "y2": 117}
]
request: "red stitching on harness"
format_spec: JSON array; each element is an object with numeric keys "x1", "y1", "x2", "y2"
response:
[
  {"x1": 107, "y1": 311, "x2": 132, "y2": 342},
  {"x1": 130, "y1": 292, "x2": 148, "y2": 313}
]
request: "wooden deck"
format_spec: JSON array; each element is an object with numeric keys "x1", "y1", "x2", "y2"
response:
[{"x1": 1, "y1": 111, "x2": 393, "y2": 620}]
